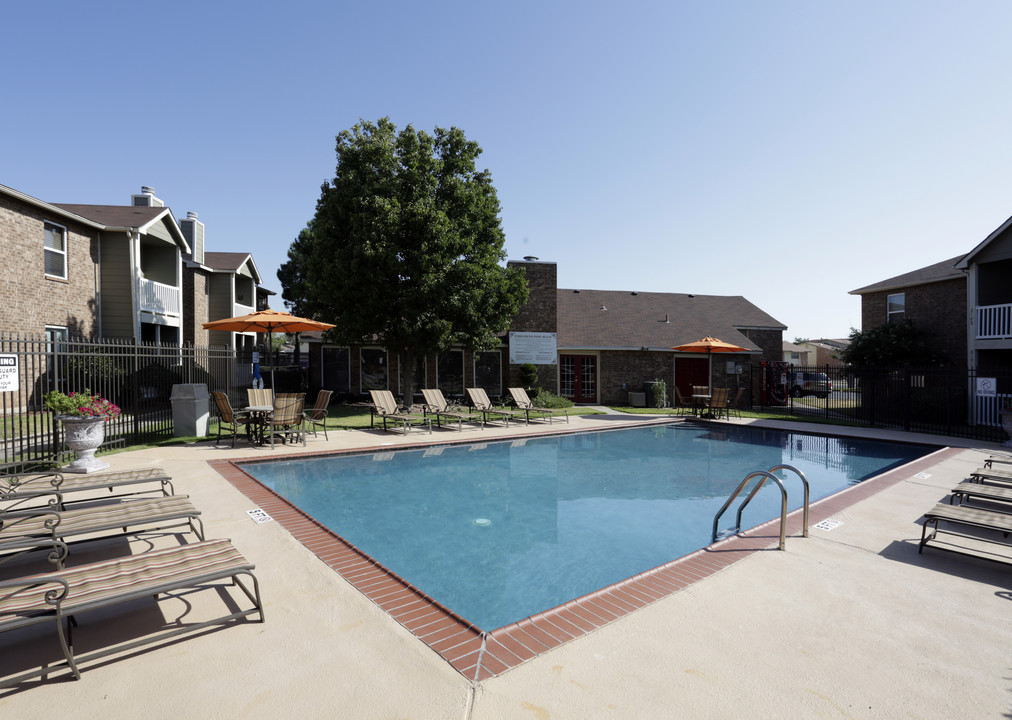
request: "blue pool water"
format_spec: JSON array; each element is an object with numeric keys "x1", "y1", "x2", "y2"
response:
[{"x1": 241, "y1": 424, "x2": 933, "y2": 630}]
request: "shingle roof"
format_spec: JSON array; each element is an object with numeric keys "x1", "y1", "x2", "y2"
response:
[
  {"x1": 51, "y1": 204, "x2": 168, "y2": 228},
  {"x1": 849, "y1": 256, "x2": 965, "y2": 295},
  {"x1": 556, "y1": 289, "x2": 785, "y2": 351},
  {"x1": 204, "y1": 252, "x2": 251, "y2": 271}
]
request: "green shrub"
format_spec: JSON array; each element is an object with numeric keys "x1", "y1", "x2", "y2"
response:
[
  {"x1": 519, "y1": 363, "x2": 540, "y2": 389},
  {"x1": 529, "y1": 388, "x2": 574, "y2": 408}
]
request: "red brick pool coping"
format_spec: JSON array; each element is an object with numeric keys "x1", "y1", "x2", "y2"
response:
[{"x1": 208, "y1": 428, "x2": 958, "y2": 681}]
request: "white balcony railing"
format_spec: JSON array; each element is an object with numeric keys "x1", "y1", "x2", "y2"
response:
[
  {"x1": 976, "y1": 303, "x2": 1012, "y2": 339},
  {"x1": 138, "y1": 278, "x2": 181, "y2": 316},
  {"x1": 233, "y1": 301, "x2": 255, "y2": 317}
]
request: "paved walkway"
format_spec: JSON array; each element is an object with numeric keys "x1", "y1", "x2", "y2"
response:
[{"x1": 0, "y1": 414, "x2": 1009, "y2": 719}]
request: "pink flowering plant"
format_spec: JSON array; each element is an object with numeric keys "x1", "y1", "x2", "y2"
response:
[{"x1": 43, "y1": 389, "x2": 121, "y2": 421}]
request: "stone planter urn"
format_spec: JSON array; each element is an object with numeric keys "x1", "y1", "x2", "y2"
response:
[
  {"x1": 59, "y1": 416, "x2": 110, "y2": 474},
  {"x1": 1002, "y1": 412, "x2": 1012, "y2": 448}
]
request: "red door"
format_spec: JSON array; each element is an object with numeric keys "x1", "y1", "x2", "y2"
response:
[
  {"x1": 675, "y1": 357, "x2": 709, "y2": 398},
  {"x1": 560, "y1": 355, "x2": 597, "y2": 403}
]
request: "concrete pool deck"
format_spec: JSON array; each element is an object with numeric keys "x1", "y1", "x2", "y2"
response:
[{"x1": 1, "y1": 412, "x2": 1009, "y2": 718}]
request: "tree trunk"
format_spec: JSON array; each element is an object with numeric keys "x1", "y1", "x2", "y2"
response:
[{"x1": 402, "y1": 349, "x2": 417, "y2": 409}]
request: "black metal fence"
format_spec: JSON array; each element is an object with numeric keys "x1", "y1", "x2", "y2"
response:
[
  {"x1": 0, "y1": 333, "x2": 248, "y2": 465},
  {"x1": 751, "y1": 362, "x2": 1012, "y2": 443}
]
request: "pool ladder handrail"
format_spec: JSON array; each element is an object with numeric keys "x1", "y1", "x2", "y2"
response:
[{"x1": 710, "y1": 464, "x2": 810, "y2": 551}]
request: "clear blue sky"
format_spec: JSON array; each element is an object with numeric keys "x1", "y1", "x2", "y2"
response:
[{"x1": 5, "y1": 1, "x2": 1012, "y2": 341}]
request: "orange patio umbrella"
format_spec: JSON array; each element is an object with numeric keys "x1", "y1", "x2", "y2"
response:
[
  {"x1": 203, "y1": 308, "x2": 335, "y2": 389},
  {"x1": 671, "y1": 336, "x2": 749, "y2": 353}
]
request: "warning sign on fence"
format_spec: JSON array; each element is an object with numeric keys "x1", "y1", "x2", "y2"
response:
[
  {"x1": 0, "y1": 355, "x2": 19, "y2": 392},
  {"x1": 977, "y1": 377, "x2": 997, "y2": 397}
]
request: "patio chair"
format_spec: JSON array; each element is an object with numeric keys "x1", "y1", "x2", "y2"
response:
[
  {"x1": 211, "y1": 391, "x2": 251, "y2": 447},
  {"x1": 672, "y1": 387, "x2": 693, "y2": 416},
  {"x1": 303, "y1": 389, "x2": 333, "y2": 440},
  {"x1": 968, "y1": 467, "x2": 1012, "y2": 487},
  {"x1": 948, "y1": 481, "x2": 1012, "y2": 508},
  {"x1": 508, "y1": 387, "x2": 569, "y2": 424},
  {"x1": 247, "y1": 388, "x2": 274, "y2": 408},
  {"x1": 727, "y1": 388, "x2": 745, "y2": 419},
  {"x1": 421, "y1": 389, "x2": 482, "y2": 431},
  {"x1": 466, "y1": 388, "x2": 522, "y2": 426},
  {"x1": 368, "y1": 390, "x2": 432, "y2": 434},
  {"x1": 269, "y1": 393, "x2": 306, "y2": 449},
  {"x1": 1, "y1": 468, "x2": 174, "y2": 507},
  {"x1": 0, "y1": 537, "x2": 263, "y2": 688},
  {"x1": 706, "y1": 388, "x2": 730, "y2": 419},
  {"x1": 0, "y1": 493, "x2": 204, "y2": 569}
]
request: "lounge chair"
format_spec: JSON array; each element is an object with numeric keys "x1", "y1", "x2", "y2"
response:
[
  {"x1": 303, "y1": 389, "x2": 333, "y2": 440},
  {"x1": 984, "y1": 454, "x2": 1012, "y2": 469},
  {"x1": 918, "y1": 503, "x2": 1012, "y2": 557},
  {"x1": 0, "y1": 494, "x2": 204, "y2": 568},
  {"x1": 507, "y1": 387, "x2": 569, "y2": 424},
  {"x1": 968, "y1": 467, "x2": 1012, "y2": 487},
  {"x1": 0, "y1": 537, "x2": 263, "y2": 687},
  {"x1": 1, "y1": 468, "x2": 174, "y2": 507},
  {"x1": 211, "y1": 391, "x2": 251, "y2": 447},
  {"x1": 368, "y1": 390, "x2": 432, "y2": 434},
  {"x1": 466, "y1": 388, "x2": 522, "y2": 426},
  {"x1": 421, "y1": 389, "x2": 482, "y2": 431},
  {"x1": 269, "y1": 393, "x2": 306, "y2": 449},
  {"x1": 949, "y1": 481, "x2": 1012, "y2": 508}
]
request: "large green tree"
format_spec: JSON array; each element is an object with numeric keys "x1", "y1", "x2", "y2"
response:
[
  {"x1": 279, "y1": 117, "x2": 529, "y2": 401},
  {"x1": 839, "y1": 319, "x2": 950, "y2": 366}
]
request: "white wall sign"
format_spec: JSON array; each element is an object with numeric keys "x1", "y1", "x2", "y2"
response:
[
  {"x1": 0, "y1": 355, "x2": 19, "y2": 392},
  {"x1": 509, "y1": 332, "x2": 557, "y2": 365},
  {"x1": 977, "y1": 377, "x2": 997, "y2": 397}
]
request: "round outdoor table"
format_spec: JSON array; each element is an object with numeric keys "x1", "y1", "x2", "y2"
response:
[
  {"x1": 244, "y1": 405, "x2": 273, "y2": 446},
  {"x1": 691, "y1": 394, "x2": 711, "y2": 417}
]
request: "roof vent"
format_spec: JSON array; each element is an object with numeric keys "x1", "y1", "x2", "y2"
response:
[
  {"x1": 600, "y1": 305, "x2": 607, "y2": 311},
  {"x1": 660, "y1": 314, "x2": 670, "y2": 323},
  {"x1": 687, "y1": 294, "x2": 695, "y2": 298},
  {"x1": 132, "y1": 186, "x2": 164, "y2": 207},
  {"x1": 186, "y1": 211, "x2": 198, "y2": 220},
  {"x1": 523, "y1": 255, "x2": 539, "y2": 261},
  {"x1": 573, "y1": 289, "x2": 580, "y2": 293},
  {"x1": 631, "y1": 291, "x2": 638, "y2": 296}
]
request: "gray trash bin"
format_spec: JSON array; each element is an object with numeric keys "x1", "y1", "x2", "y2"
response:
[{"x1": 170, "y1": 383, "x2": 210, "y2": 437}]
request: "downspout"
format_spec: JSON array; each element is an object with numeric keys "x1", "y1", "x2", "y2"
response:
[
  {"x1": 129, "y1": 229, "x2": 140, "y2": 341},
  {"x1": 96, "y1": 231, "x2": 102, "y2": 338}
]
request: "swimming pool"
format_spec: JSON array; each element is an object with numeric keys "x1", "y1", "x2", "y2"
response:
[{"x1": 240, "y1": 424, "x2": 933, "y2": 631}]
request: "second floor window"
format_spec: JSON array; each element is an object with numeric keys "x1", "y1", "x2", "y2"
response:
[
  {"x1": 44, "y1": 222, "x2": 67, "y2": 279},
  {"x1": 887, "y1": 293, "x2": 905, "y2": 323}
]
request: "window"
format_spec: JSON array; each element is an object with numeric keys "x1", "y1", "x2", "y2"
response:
[
  {"x1": 887, "y1": 293, "x2": 905, "y2": 323},
  {"x1": 44, "y1": 222, "x2": 67, "y2": 279},
  {"x1": 360, "y1": 348, "x2": 387, "y2": 392},
  {"x1": 473, "y1": 351, "x2": 501, "y2": 396},
  {"x1": 437, "y1": 350, "x2": 464, "y2": 397},
  {"x1": 45, "y1": 326, "x2": 68, "y2": 388}
]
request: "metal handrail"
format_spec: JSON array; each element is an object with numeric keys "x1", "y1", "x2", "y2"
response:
[
  {"x1": 711, "y1": 471, "x2": 788, "y2": 550},
  {"x1": 711, "y1": 464, "x2": 811, "y2": 551}
]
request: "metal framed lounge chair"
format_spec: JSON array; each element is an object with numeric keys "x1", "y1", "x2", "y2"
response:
[
  {"x1": 0, "y1": 537, "x2": 263, "y2": 688},
  {"x1": 421, "y1": 389, "x2": 482, "y2": 431},
  {"x1": 211, "y1": 391, "x2": 251, "y2": 447},
  {"x1": 507, "y1": 387, "x2": 569, "y2": 424},
  {"x1": 0, "y1": 494, "x2": 205, "y2": 569},
  {"x1": 918, "y1": 503, "x2": 1012, "y2": 558},
  {"x1": 466, "y1": 388, "x2": 521, "y2": 426},
  {"x1": 1, "y1": 468, "x2": 174, "y2": 507},
  {"x1": 303, "y1": 389, "x2": 333, "y2": 440},
  {"x1": 269, "y1": 393, "x2": 306, "y2": 449},
  {"x1": 949, "y1": 481, "x2": 1012, "y2": 509},
  {"x1": 968, "y1": 467, "x2": 1012, "y2": 487},
  {"x1": 368, "y1": 390, "x2": 432, "y2": 434}
]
